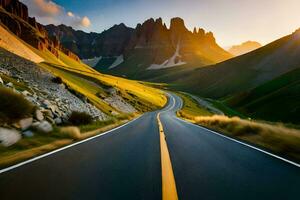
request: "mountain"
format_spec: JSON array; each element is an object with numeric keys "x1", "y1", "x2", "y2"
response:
[
  {"x1": 45, "y1": 23, "x2": 135, "y2": 59},
  {"x1": 46, "y1": 17, "x2": 232, "y2": 78},
  {"x1": 0, "y1": 0, "x2": 79, "y2": 62},
  {"x1": 166, "y1": 29, "x2": 300, "y2": 123},
  {"x1": 173, "y1": 29, "x2": 300, "y2": 98},
  {"x1": 228, "y1": 41, "x2": 262, "y2": 56},
  {"x1": 106, "y1": 17, "x2": 232, "y2": 79}
]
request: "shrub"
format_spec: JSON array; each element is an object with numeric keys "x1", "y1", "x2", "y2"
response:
[
  {"x1": 51, "y1": 76, "x2": 63, "y2": 84},
  {"x1": 68, "y1": 111, "x2": 93, "y2": 125},
  {"x1": 60, "y1": 126, "x2": 81, "y2": 140},
  {"x1": 0, "y1": 87, "x2": 34, "y2": 122}
]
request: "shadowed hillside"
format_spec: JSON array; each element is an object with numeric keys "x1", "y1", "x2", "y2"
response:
[{"x1": 173, "y1": 29, "x2": 300, "y2": 99}]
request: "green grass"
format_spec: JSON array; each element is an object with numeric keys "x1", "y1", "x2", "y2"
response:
[
  {"x1": 225, "y1": 68, "x2": 300, "y2": 123},
  {"x1": 207, "y1": 99, "x2": 246, "y2": 118},
  {"x1": 176, "y1": 92, "x2": 213, "y2": 119}
]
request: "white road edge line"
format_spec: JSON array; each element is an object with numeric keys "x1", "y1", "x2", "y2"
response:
[
  {"x1": 176, "y1": 117, "x2": 300, "y2": 168},
  {"x1": 0, "y1": 115, "x2": 143, "y2": 174},
  {"x1": 167, "y1": 93, "x2": 300, "y2": 168}
]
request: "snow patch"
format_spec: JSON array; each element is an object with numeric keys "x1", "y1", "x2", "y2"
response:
[
  {"x1": 147, "y1": 42, "x2": 186, "y2": 70},
  {"x1": 82, "y1": 56, "x2": 102, "y2": 68},
  {"x1": 109, "y1": 55, "x2": 124, "y2": 69}
]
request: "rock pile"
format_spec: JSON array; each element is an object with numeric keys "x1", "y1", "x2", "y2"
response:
[{"x1": 0, "y1": 48, "x2": 108, "y2": 146}]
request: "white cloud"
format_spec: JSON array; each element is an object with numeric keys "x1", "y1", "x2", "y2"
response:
[
  {"x1": 81, "y1": 16, "x2": 91, "y2": 27},
  {"x1": 67, "y1": 11, "x2": 74, "y2": 17},
  {"x1": 21, "y1": 0, "x2": 91, "y2": 29}
]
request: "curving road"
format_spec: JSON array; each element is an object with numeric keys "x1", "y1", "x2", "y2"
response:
[{"x1": 0, "y1": 93, "x2": 299, "y2": 200}]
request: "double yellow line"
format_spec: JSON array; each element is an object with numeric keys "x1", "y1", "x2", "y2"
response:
[{"x1": 157, "y1": 113, "x2": 178, "y2": 200}]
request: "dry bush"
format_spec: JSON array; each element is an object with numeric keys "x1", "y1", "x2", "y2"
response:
[
  {"x1": 194, "y1": 115, "x2": 300, "y2": 161},
  {"x1": 0, "y1": 87, "x2": 34, "y2": 122},
  {"x1": 60, "y1": 126, "x2": 81, "y2": 140},
  {"x1": 68, "y1": 111, "x2": 93, "y2": 125}
]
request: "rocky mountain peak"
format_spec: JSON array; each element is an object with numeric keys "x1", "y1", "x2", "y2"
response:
[{"x1": 170, "y1": 17, "x2": 187, "y2": 33}]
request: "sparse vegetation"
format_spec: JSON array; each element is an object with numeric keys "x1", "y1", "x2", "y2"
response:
[
  {"x1": 193, "y1": 115, "x2": 300, "y2": 162},
  {"x1": 68, "y1": 111, "x2": 93, "y2": 125},
  {"x1": 51, "y1": 76, "x2": 63, "y2": 84},
  {"x1": 0, "y1": 86, "x2": 34, "y2": 122},
  {"x1": 176, "y1": 92, "x2": 213, "y2": 117},
  {"x1": 176, "y1": 92, "x2": 300, "y2": 162},
  {"x1": 59, "y1": 126, "x2": 81, "y2": 140}
]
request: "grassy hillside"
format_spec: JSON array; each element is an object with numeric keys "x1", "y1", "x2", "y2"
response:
[
  {"x1": 33, "y1": 48, "x2": 167, "y2": 112},
  {"x1": 225, "y1": 68, "x2": 300, "y2": 124},
  {"x1": 168, "y1": 30, "x2": 300, "y2": 98}
]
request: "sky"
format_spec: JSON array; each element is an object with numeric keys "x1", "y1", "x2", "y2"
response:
[{"x1": 21, "y1": 0, "x2": 300, "y2": 47}]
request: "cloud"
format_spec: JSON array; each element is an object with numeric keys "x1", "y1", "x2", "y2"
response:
[
  {"x1": 67, "y1": 11, "x2": 91, "y2": 28},
  {"x1": 81, "y1": 16, "x2": 91, "y2": 27},
  {"x1": 21, "y1": 0, "x2": 62, "y2": 17},
  {"x1": 21, "y1": 0, "x2": 91, "y2": 29},
  {"x1": 67, "y1": 11, "x2": 74, "y2": 17}
]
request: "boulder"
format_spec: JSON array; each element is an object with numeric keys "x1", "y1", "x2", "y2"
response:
[
  {"x1": 46, "y1": 116, "x2": 55, "y2": 124},
  {"x1": 19, "y1": 117, "x2": 33, "y2": 130},
  {"x1": 22, "y1": 130, "x2": 34, "y2": 137},
  {"x1": 0, "y1": 128, "x2": 21, "y2": 147},
  {"x1": 54, "y1": 117, "x2": 62, "y2": 125},
  {"x1": 0, "y1": 76, "x2": 3, "y2": 84},
  {"x1": 35, "y1": 121, "x2": 53, "y2": 133},
  {"x1": 21, "y1": 90, "x2": 31, "y2": 96},
  {"x1": 43, "y1": 110, "x2": 54, "y2": 118},
  {"x1": 6, "y1": 82, "x2": 13, "y2": 87},
  {"x1": 34, "y1": 110, "x2": 44, "y2": 121},
  {"x1": 42, "y1": 100, "x2": 51, "y2": 108}
]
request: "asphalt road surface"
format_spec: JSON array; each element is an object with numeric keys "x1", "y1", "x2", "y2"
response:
[{"x1": 0, "y1": 93, "x2": 299, "y2": 200}]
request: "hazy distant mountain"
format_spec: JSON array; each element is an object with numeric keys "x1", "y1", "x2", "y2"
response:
[{"x1": 228, "y1": 41, "x2": 262, "y2": 56}]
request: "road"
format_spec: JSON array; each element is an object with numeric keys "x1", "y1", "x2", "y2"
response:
[{"x1": 0, "y1": 94, "x2": 299, "y2": 200}]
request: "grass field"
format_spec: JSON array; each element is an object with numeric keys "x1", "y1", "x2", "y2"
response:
[{"x1": 176, "y1": 92, "x2": 213, "y2": 119}]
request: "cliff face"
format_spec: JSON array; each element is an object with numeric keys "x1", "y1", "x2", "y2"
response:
[
  {"x1": 0, "y1": 0, "x2": 80, "y2": 62},
  {"x1": 125, "y1": 17, "x2": 232, "y2": 65}
]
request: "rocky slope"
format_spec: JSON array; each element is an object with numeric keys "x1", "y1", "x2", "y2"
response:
[
  {"x1": 228, "y1": 41, "x2": 262, "y2": 56},
  {"x1": 0, "y1": 47, "x2": 106, "y2": 121}
]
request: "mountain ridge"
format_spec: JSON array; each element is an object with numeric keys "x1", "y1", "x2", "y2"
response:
[
  {"x1": 228, "y1": 41, "x2": 262, "y2": 56},
  {"x1": 45, "y1": 17, "x2": 233, "y2": 77}
]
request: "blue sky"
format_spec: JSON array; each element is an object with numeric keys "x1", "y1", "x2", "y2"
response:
[{"x1": 22, "y1": 0, "x2": 300, "y2": 47}]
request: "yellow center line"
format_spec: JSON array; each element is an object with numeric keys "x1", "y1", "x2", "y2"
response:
[{"x1": 157, "y1": 113, "x2": 179, "y2": 200}]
